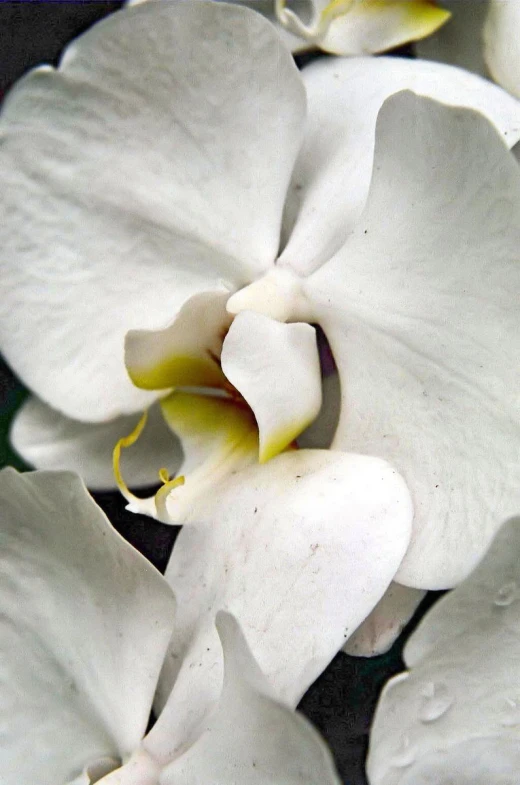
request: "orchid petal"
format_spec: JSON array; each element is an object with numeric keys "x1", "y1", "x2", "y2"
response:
[
  {"x1": 367, "y1": 517, "x2": 520, "y2": 785},
  {"x1": 415, "y1": 0, "x2": 489, "y2": 77},
  {"x1": 343, "y1": 583, "x2": 426, "y2": 657},
  {"x1": 0, "y1": 468, "x2": 176, "y2": 785},
  {"x1": 221, "y1": 312, "x2": 322, "y2": 462},
  {"x1": 143, "y1": 450, "x2": 412, "y2": 759},
  {"x1": 161, "y1": 612, "x2": 342, "y2": 785},
  {"x1": 279, "y1": 55, "x2": 520, "y2": 275},
  {"x1": 125, "y1": 290, "x2": 233, "y2": 392},
  {"x1": 319, "y1": 1, "x2": 451, "y2": 56},
  {"x1": 10, "y1": 397, "x2": 181, "y2": 490},
  {"x1": 484, "y1": 0, "x2": 520, "y2": 99},
  {"x1": 0, "y1": 1, "x2": 305, "y2": 422},
  {"x1": 404, "y1": 516, "x2": 520, "y2": 667},
  {"x1": 127, "y1": 0, "x2": 312, "y2": 53},
  {"x1": 383, "y1": 738, "x2": 520, "y2": 785},
  {"x1": 307, "y1": 92, "x2": 520, "y2": 589}
]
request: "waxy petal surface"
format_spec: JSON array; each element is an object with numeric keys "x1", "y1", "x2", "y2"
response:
[
  {"x1": 161, "y1": 612, "x2": 342, "y2": 785},
  {"x1": 11, "y1": 397, "x2": 181, "y2": 490},
  {"x1": 404, "y1": 516, "x2": 520, "y2": 667},
  {"x1": 143, "y1": 450, "x2": 412, "y2": 760},
  {"x1": 0, "y1": 1, "x2": 305, "y2": 421},
  {"x1": 367, "y1": 518, "x2": 520, "y2": 785},
  {"x1": 221, "y1": 312, "x2": 322, "y2": 462},
  {"x1": 279, "y1": 55, "x2": 520, "y2": 275},
  {"x1": 307, "y1": 92, "x2": 520, "y2": 588},
  {"x1": 0, "y1": 469, "x2": 176, "y2": 785}
]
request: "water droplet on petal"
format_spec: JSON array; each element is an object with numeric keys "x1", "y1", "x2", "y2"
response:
[
  {"x1": 419, "y1": 681, "x2": 453, "y2": 723},
  {"x1": 494, "y1": 581, "x2": 517, "y2": 607},
  {"x1": 392, "y1": 734, "x2": 415, "y2": 768}
]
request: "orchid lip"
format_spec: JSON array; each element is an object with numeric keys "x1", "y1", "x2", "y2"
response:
[{"x1": 112, "y1": 389, "x2": 260, "y2": 524}]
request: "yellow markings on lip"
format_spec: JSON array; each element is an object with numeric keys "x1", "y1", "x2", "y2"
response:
[
  {"x1": 347, "y1": 0, "x2": 451, "y2": 37},
  {"x1": 113, "y1": 388, "x2": 303, "y2": 516},
  {"x1": 128, "y1": 354, "x2": 228, "y2": 392},
  {"x1": 161, "y1": 389, "x2": 258, "y2": 443},
  {"x1": 161, "y1": 391, "x2": 307, "y2": 466},
  {"x1": 113, "y1": 411, "x2": 184, "y2": 514},
  {"x1": 155, "y1": 470, "x2": 185, "y2": 521},
  {"x1": 259, "y1": 417, "x2": 313, "y2": 464}
]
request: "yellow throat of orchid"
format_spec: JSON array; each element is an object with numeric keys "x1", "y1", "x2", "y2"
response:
[{"x1": 112, "y1": 382, "x2": 298, "y2": 525}]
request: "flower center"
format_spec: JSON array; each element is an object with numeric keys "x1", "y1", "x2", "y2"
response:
[
  {"x1": 117, "y1": 269, "x2": 332, "y2": 522},
  {"x1": 113, "y1": 387, "x2": 268, "y2": 524}
]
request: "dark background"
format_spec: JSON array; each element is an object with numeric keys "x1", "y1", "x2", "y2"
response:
[{"x1": 0, "y1": 4, "x2": 440, "y2": 782}]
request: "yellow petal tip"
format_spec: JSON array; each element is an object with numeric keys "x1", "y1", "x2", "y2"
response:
[
  {"x1": 401, "y1": 1, "x2": 452, "y2": 41},
  {"x1": 259, "y1": 423, "x2": 308, "y2": 464}
]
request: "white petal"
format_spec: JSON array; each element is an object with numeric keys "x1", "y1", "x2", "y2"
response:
[
  {"x1": 161, "y1": 612, "x2": 341, "y2": 785},
  {"x1": 143, "y1": 449, "x2": 412, "y2": 760},
  {"x1": 221, "y1": 311, "x2": 322, "y2": 462},
  {"x1": 127, "y1": 0, "x2": 314, "y2": 53},
  {"x1": 0, "y1": 1, "x2": 305, "y2": 421},
  {"x1": 125, "y1": 289, "x2": 233, "y2": 392},
  {"x1": 320, "y1": 1, "x2": 451, "y2": 56},
  {"x1": 0, "y1": 469, "x2": 176, "y2": 785},
  {"x1": 404, "y1": 515, "x2": 520, "y2": 667},
  {"x1": 10, "y1": 397, "x2": 182, "y2": 490},
  {"x1": 307, "y1": 92, "x2": 520, "y2": 588},
  {"x1": 484, "y1": 0, "x2": 520, "y2": 98},
  {"x1": 391, "y1": 738, "x2": 520, "y2": 785},
  {"x1": 367, "y1": 517, "x2": 520, "y2": 785},
  {"x1": 343, "y1": 583, "x2": 426, "y2": 657},
  {"x1": 279, "y1": 55, "x2": 520, "y2": 275},
  {"x1": 415, "y1": 0, "x2": 489, "y2": 76}
]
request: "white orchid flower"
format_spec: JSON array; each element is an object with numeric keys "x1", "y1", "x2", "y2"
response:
[
  {"x1": 128, "y1": 0, "x2": 451, "y2": 56},
  {"x1": 2, "y1": 1, "x2": 520, "y2": 603},
  {"x1": 0, "y1": 467, "x2": 412, "y2": 783},
  {"x1": 417, "y1": 0, "x2": 520, "y2": 99},
  {"x1": 367, "y1": 514, "x2": 520, "y2": 785}
]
